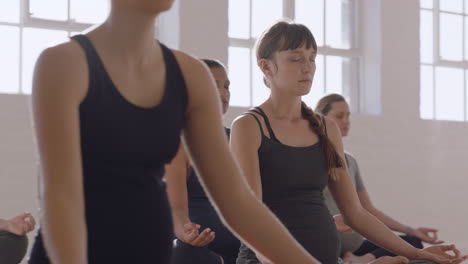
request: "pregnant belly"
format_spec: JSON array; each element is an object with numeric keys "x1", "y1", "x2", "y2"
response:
[{"x1": 268, "y1": 202, "x2": 341, "y2": 263}]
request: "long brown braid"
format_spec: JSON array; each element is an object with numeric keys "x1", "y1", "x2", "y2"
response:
[{"x1": 300, "y1": 101, "x2": 344, "y2": 180}]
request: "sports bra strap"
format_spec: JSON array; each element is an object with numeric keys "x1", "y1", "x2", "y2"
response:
[{"x1": 252, "y1": 107, "x2": 280, "y2": 143}]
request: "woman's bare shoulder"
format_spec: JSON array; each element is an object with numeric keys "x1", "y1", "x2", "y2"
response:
[{"x1": 33, "y1": 39, "x2": 88, "y2": 101}]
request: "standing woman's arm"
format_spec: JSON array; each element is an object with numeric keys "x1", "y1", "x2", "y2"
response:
[
  {"x1": 174, "y1": 51, "x2": 318, "y2": 264},
  {"x1": 32, "y1": 42, "x2": 89, "y2": 264}
]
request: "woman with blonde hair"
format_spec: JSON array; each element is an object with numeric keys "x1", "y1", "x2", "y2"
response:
[{"x1": 316, "y1": 93, "x2": 462, "y2": 263}]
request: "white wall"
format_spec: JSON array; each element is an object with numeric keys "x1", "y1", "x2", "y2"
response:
[
  {"x1": 0, "y1": 1, "x2": 466, "y2": 262},
  {"x1": 158, "y1": 0, "x2": 181, "y2": 49},
  {"x1": 0, "y1": 95, "x2": 38, "y2": 263},
  {"x1": 178, "y1": 0, "x2": 229, "y2": 63}
]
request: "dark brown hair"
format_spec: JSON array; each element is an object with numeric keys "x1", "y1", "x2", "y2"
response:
[
  {"x1": 201, "y1": 59, "x2": 225, "y2": 70},
  {"x1": 315, "y1": 93, "x2": 347, "y2": 116},
  {"x1": 256, "y1": 21, "x2": 317, "y2": 88},
  {"x1": 256, "y1": 21, "x2": 343, "y2": 180}
]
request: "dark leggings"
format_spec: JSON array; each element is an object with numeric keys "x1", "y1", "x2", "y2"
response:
[
  {"x1": 0, "y1": 231, "x2": 28, "y2": 264},
  {"x1": 354, "y1": 235, "x2": 423, "y2": 258},
  {"x1": 171, "y1": 239, "x2": 223, "y2": 264}
]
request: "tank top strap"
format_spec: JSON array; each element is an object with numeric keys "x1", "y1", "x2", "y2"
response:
[
  {"x1": 71, "y1": 34, "x2": 96, "y2": 57},
  {"x1": 157, "y1": 42, "x2": 189, "y2": 112},
  {"x1": 252, "y1": 107, "x2": 280, "y2": 143},
  {"x1": 71, "y1": 34, "x2": 106, "y2": 76},
  {"x1": 159, "y1": 42, "x2": 179, "y2": 69},
  {"x1": 71, "y1": 34, "x2": 114, "y2": 99},
  {"x1": 159, "y1": 42, "x2": 179, "y2": 79},
  {"x1": 242, "y1": 111, "x2": 266, "y2": 138}
]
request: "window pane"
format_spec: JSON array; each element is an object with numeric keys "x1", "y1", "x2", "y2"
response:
[
  {"x1": 435, "y1": 67, "x2": 464, "y2": 121},
  {"x1": 465, "y1": 0, "x2": 468, "y2": 14},
  {"x1": 252, "y1": 0, "x2": 283, "y2": 38},
  {"x1": 420, "y1": 10, "x2": 433, "y2": 63},
  {"x1": 440, "y1": 0, "x2": 463, "y2": 13},
  {"x1": 30, "y1": 0, "x2": 68, "y2": 21},
  {"x1": 303, "y1": 55, "x2": 324, "y2": 108},
  {"x1": 420, "y1": 0, "x2": 433, "y2": 9},
  {"x1": 0, "y1": 1, "x2": 20, "y2": 23},
  {"x1": 228, "y1": 47, "x2": 251, "y2": 106},
  {"x1": 295, "y1": 0, "x2": 324, "y2": 46},
  {"x1": 326, "y1": 56, "x2": 345, "y2": 94},
  {"x1": 229, "y1": 0, "x2": 250, "y2": 39},
  {"x1": 22, "y1": 28, "x2": 68, "y2": 94},
  {"x1": 71, "y1": 0, "x2": 109, "y2": 24},
  {"x1": 326, "y1": 0, "x2": 353, "y2": 49},
  {"x1": 252, "y1": 52, "x2": 269, "y2": 106},
  {"x1": 466, "y1": 70, "x2": 468, "y2": 120},
  {"x1": 0, "y1": 26, "x2": 20, "y2": 94},
  {"x1": 465, "y1": 17, "x2": 468, "y2": 61},
  {"x1": 439, "y1": 13, "x2": 463, "y2": 61},
  {"x1": 420, "y1": 65, "x2": 434, "y2": 119}
]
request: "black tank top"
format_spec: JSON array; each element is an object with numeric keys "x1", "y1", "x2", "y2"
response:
[
  {"x1": 186, "y1": 128, "x2": 240, "y2": 264},
  {"x1": 29, "y1": 34, "x2": 187, "y2": 264},
  {"x1": 236, "y1": 107, "x2": 340, "y2": 264}
]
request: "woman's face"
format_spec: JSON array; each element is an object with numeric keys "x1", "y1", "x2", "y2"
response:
[
  {"x1": 112, "y1": 0, "x2": 174, "y2": 14},
  {"x1": 210, "y1": 66, "x2": 230, "y2": 114},
  {"x1": 267, "y1": 45, "x2": 316, "y2": 97},
  {"x1": 326, "y1": 101, "x2": 351, "y2": 137}
]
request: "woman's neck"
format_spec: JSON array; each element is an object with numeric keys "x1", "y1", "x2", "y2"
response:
[
  {"x1": 264, "y1": 93, "x2": 303, "y2": 120},
  {"x1": 94, "y1": 8, "x2": 159, "y2": 65}
]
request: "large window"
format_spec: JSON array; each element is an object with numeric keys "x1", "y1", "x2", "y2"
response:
[
  {"x1": 420, "y1": 0, "x2": 468, "y2": 121},
  {"x1": 228, "y1": 0, "x2": 360, "y2": 109},
  {"x1": 0, "y1": 1, "x2": 109, "y2": 94}
]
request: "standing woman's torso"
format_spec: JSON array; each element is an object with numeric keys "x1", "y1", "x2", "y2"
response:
[
  {"x1": 29, "y1": 34, "x2": 188, "y2": 264},
  {"x1": 237, "y1": 107, "x2": 340, "y2": 264}
]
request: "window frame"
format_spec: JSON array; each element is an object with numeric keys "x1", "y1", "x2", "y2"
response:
[
  {"x1": 228, "y1": 0, "x2": 362, "y2": 111},
  {"x1": 0, "y1": 0, "x2": 99, "y2": 94},
  {"x1": 420, "y1": 0, "x2": 468, "y2": 121}
]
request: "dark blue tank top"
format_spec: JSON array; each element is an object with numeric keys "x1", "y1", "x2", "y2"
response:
[{"x1": 29, "y1": 34, "x2": 187, "y2": 264}]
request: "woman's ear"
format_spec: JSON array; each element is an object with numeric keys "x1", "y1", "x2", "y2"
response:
[{"x1": 259, "y1": 59, "x2": 273, "y2": 78}]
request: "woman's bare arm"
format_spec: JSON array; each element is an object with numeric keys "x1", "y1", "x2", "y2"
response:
[
  {"x1": 165, "y1": 141, "x2": 215, "y2": 246},
  {"x1": 32, "y1": 42, "x2": 89, "y2": 264},
  {"x1": 230, "y1": 114, "x2": 263, "y2": 200},
  {"x1": 165, "y1": 142, "x2": 191, "y2": 228},
  {"x1": 174, "y1": 51, "x2": 318, "y2": 264},
  {"x1": 325, "y1": 118, "x2": 459, "y2": 263},
  {"x1": 358, "y1": 190, "x2": 443, "y2": 244},
  {"x1": 358, "y1": 190, "x2": 412, "y2": 234}
]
